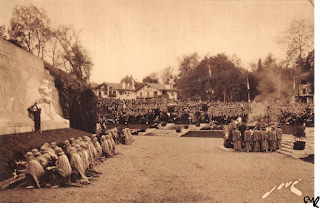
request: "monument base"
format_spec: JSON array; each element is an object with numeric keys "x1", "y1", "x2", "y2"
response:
[
  {"x1": 0, "y1": 116, "x2": 70, "y2": 135},
  {"x1": 41, "y1": 120, "x2": 70, "y2": 131},
  {"x1": 0, "y1": 121, "x2": 34, "y2": 135}
]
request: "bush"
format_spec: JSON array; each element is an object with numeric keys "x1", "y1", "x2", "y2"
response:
[
  {"x1": 293, "y1": 141, "x2": 305, "y2": 150},
  {"x1": 293, "y1": 126, "x2": 306, "y2": 139},
  {"x1": 45, "y1": 62, "x2": 98, "y2": 133}
]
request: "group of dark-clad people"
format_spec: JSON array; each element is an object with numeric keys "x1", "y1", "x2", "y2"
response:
[
  {"x1": 224, "y1": 119, "x2": 283, "y2": 152},
  {"x1": 17, "y1": 127, "x2": 134, "y2": 189}
]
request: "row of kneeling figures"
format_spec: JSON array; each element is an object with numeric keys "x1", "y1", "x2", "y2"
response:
[{"x1": 16, "y1": 132, "x2": 123, "y2": 189}]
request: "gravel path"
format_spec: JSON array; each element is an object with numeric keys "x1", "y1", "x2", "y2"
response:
[{"x1": 0, "y1": 135, "x2": 314, "y2": 203}]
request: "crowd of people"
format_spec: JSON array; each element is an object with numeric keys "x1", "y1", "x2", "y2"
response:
[
  {"x1": 224, "y1": 119, "x2": 282, "y2": 152},
  {"x1": 97, "y1": 98, "x2": 251, "y2": 126},
  {"x1": 16, "y1": 127, "x2": 134, "y2": 189},
  {"x1": 97, "y1": 98, "x2": 313, "y2": 127}
]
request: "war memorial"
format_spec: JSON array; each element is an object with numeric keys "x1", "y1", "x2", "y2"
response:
[
  {"x1": 0, "y1": 37, "x2": 315, "y2": 203},
  {"x1": 0, "y1": 38, "x2": 69, "y2": 135},
  {"x1": 0, "y1": 1, "x2": 315, "y2": 204}
]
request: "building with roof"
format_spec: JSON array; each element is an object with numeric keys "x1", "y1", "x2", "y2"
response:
[
  {"x1": 135, "y1": 83, "x2": 178, "y2": 100},
  {"x1": 296, "y1": 72, "x2": 314, "y2": 103},
  {"x1": 93, "y1": 82, "x2": 136, "y2": 99}
]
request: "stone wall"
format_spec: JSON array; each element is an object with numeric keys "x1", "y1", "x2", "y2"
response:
[{"x1": 0, "y1": 39, "x2": 68, "y2": 135}]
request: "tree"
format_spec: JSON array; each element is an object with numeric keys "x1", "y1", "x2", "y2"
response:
[
  {"x1": 9, "y1": 4, "x2": 52, "y2": 58},
  {"x1": 160, "y1": 67, "x2": 175, "y2": 84},
  {"x1": 176, "y1": 53, "x2": 248, "y2": 101},
  {"x1": 45, "y1": 30, "x2": 64, "y2": 69},
  {"x1": 279, "y1": 17, "x2": 314, "y2": 68},
  {"x1": 142, "y1": 72, "x2": 159, "y2": 83},
  {"x1": 56, "y1": 25, "x2": 93, "y2": 83},
  {"x1": 257, "y1": 58, "x2": 263, "y2": 72},
  {"x1": 120, "y1": 75, "x2": 135, "y2": 88},
  {"x1": 263, "y1": 53, "x2": 276, "y2": 68},
  {"x1": 175, "y1": 53, "x2": 200, "y2": 99}
]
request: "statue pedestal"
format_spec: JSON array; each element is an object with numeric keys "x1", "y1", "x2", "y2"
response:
[
  {"x1": 37, "y1": 102, "x2": 70, "y2": 131},
  {"x1": 0, "y1": 103, "x2": 70, "y2": 135},
  {"x1": 0, "y1": 111, "x2": 34, "y2": 135},
  {"x1": 41, "y1": 120, "x2": 70, "y2": 131}
]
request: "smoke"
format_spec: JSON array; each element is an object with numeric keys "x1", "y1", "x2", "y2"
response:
[
  {"x1": 254, "y1": 66, "x2": 295, "y2": 103},
  {"x1": 247, "y1": 66, "x2": 295, "y2": 124}
]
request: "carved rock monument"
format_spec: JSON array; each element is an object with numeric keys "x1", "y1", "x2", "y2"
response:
[{"x1": 0, "y1": 38, "x2": 69, "y2": 135}]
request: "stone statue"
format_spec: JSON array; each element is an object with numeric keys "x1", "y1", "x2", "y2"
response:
[
  {"x1": 38, "y1": 79, "x2": 53, "y2": 104},
  {"x1": 37, "y1": 79, "x2": 67, "y2": 123}
]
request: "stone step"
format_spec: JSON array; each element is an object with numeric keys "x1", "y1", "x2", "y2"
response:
[
  {"x1": 281, "y1": 147, "x2": 292, "y2": 154},
  {"x1": 277, "y1": 150, "x2": 292, "y2": 157},
  {"x1": 282, "y1": 143, "x2": 293, "y2": 149}
]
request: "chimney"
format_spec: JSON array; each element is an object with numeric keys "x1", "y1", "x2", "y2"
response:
[
  {"x1": 132, "y1": 79, "x2": 135, "y2": 89},
  {"x1": 122, "y1": 82, "x2": 125, "y2": 89}
]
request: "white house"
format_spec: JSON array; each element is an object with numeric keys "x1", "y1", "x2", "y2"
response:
[
  {"x1": 135, "y1": 83, "x2": 178, "y2": 100},
  {"x1": 94, "y1": 82, "x2": 136, "y2": 100}
]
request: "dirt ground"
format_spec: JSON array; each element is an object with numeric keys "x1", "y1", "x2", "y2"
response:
[{"x1": 0, "y1": 135, "x2": 314, "y2": 203}]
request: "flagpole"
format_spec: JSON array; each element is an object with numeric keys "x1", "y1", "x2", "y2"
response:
[{"x1": 247, "y1": 77, "x2": 251, "y2": 103}]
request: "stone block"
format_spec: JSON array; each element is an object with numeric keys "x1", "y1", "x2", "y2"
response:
[{"x1": 0, "y1": 39, "x2": 69, "y2": 135}]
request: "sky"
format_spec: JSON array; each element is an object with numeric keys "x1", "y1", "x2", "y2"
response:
[{"x1": 0, "y1": 0, "x2": 314, "y2": 84}]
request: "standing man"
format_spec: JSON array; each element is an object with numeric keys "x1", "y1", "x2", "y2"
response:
[
  {"x1": 27, "y1": 103, "x2": 41, "y2": 132},
  {"x1": 252, "y1": 127, "x2": 261, "y2": 152},
  {"x1": 260, "y1": 126, "x2": 269, "y2": 152},
  {"x1": 239, "y1": 122, "x2": 247, "y2": 149},
  {"x1": 275, "y1": 125, "x2": 283, "y2": 150},
  {"x1": 233, "y1": 128, "x2": 242, "y2": 151},
  {"x1": 244, "y1": 126, "x2": 252, "y2": 152},
  {"x1": 269, "y1": 127, "x2": 277, "y2": 151}
]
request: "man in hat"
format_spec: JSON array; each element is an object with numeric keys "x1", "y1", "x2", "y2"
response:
[
  {"x1": 69, "y1": 138, "x2": 75, "y2": 146},
  {"x1": 252, "y1": 127, "x2": 261, "y2": 152},
  {"x1": 92, "y1": 137, "x2": 103, "y2": 162},
  {"x1": 275, "y1": 125, "x2": 282, "y2": 150},
  {"x1": 260, "y1": 126, "x2": 269, "y2": 152},
  {"x1": 244, "y1": 126, "x2": 252, "y2": 152},
  {"x1": 33, "y1": 151, "x2": 47, "y2": 168},
  {"x1": 47, "y1": 147, "x2": 72, "y2": 188},
  {"x1": 269, "y1": 127, "x2": 277, "y2": 151},
  {"x1": 101, "y1": 136, "x2": 113, "y2": 158},
  {"x1": 63, "y1": 140, "x2": 72, "y2": 159},
  {"x1": 69, "y1": 147, "x2": 89, "y2": 184},
  {"x1": 51, "y1": 142, "x2": 57, "y2": 151},
  {"x1": 39, "y1": 146, "x2": 52, "y2": 168},
  {"x1": 24, "y1": 152, "x2": 45, "y2": 189},
  {"x1": 233, "y1": 128, "x2": 242, "y2": 151}
]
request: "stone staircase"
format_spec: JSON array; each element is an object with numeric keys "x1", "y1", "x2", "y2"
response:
[{"x1": 277, "y1": 127, "x2": 314, "y2": 159}]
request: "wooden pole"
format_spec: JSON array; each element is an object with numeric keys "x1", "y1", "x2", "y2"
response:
[{"x1": 247, "y1": 77, "x2": 251, "y2": 103}]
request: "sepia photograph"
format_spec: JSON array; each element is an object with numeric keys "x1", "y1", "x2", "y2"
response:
[{"x1": 0, "y1": 0, "x2": 316, "y2": 204}]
